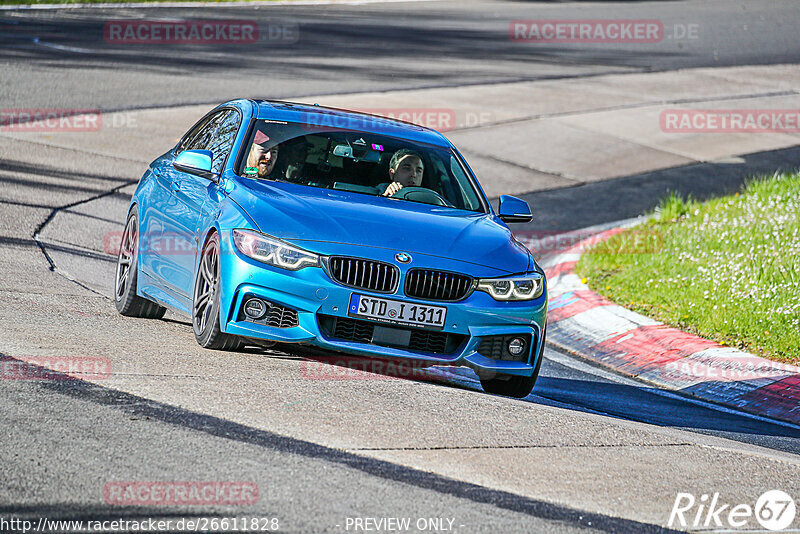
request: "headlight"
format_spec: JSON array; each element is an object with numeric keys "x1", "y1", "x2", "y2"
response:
[
  {"x1": 476, "y1": 274, "x2": 544, "y2": 301},
  {"x1": 232, "y1": 229, "x2": 319, "y2": 271}
]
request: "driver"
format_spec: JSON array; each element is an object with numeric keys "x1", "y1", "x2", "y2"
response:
[
  {"x1": 245, "y1": 130, "x2": 279, "y2": 179},
  {"x1": 381, "y1": 149, "x2": 424, "y2": 197}
]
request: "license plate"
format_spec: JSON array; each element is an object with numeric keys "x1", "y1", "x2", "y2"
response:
[{"x1": 348, "y1": 294, "x2": 447, "y2": 330}]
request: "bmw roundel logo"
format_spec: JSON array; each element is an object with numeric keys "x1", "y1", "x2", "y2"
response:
[{"x1": 395, "y1": 252, "x2": 412, "y2": 264}]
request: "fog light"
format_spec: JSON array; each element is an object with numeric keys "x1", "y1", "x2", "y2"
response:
[
  {"x1": 507, "y1": 337, "x2": 526, "y2": 356},
  {"x1": 244, "y1": 298, "x2": 267, "y2": 319}
]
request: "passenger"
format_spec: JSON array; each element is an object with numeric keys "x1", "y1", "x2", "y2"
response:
[
  {"x1": 245, "y1": 130, "x2": 279, "y2": 179},
  {"x1": 281, "y1": 138, "x2": 313, "y2": 182},
  {"x1": 381, "y1": 149, "x2": 424, "y2": 197}
]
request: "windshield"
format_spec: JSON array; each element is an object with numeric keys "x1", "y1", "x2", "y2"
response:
[{"x1": 238, "y1": 120, "x2": 486, "y2": 212}]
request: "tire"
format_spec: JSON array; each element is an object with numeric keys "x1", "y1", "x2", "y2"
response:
[
  {"x1": 115, "y1": 206, "x2": 167, "y2": 319},
  {"x1": 192, "y1": 232, "x2": 242, "y2": 351},
  {"x1": 480, "y1": 327, "x2": 546, "y2": 398}
]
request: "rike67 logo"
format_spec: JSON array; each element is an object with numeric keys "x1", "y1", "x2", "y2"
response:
[{"x1": 669, "y1": 490, "x2": 797, "y2": 531}]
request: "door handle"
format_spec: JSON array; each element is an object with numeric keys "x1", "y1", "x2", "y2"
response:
[{"x1": 171, "y1": 181, "x2": 181, "y2": 193}]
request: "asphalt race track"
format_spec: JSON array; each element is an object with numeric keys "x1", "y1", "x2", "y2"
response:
[
  {"x1": 1, "y1": 1, "x2": 800, "y2": 533},
  {"x1": 3, "y1": 0, "x2": 800, "y2": 110}
]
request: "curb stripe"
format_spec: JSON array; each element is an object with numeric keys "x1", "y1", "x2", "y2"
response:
[
  {"x1": 588, "y1": 325, "x2": 716, "y2": 377},
  {"x1": 737, "y1": 375, "x2": 800, "y2": 421},
  {"x1": 544, "y1": 261, "x2": 577, "y2": 278},
  {"x1": 549, "y1": 289, "x2": 614, "y2": 322},
  {"x1": 529, "y1": 224, "x2": 800, "y2": 426}
]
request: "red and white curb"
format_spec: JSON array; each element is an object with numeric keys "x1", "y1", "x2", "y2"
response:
[{"x1": 516, "y1": 222, "x2": 800, "y2": 426}]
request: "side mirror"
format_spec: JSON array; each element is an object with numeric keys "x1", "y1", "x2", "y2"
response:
[
  {"x1": 497, "y1": 195, "x2": 532, "y2": 223},
  {"x1": 173, "y1": 149, "x2": 217, "y2": 181}
]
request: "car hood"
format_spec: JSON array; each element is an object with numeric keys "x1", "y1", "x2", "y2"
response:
[{"x1": 227, "y1": 179, "x2": 531, "y2": 274}]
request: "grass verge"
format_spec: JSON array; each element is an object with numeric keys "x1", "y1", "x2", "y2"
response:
[{"x1": 577, "y1": 171, "x2": 800, "y2": 365}]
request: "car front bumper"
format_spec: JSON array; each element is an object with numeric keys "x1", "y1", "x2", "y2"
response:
[{"x1": 218, "y1": 236, "x2": 547, "y2": 378}]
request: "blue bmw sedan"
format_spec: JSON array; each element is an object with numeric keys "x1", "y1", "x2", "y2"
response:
[{"x1": 115, "y1": 99, "x2": 547, "y2": 397}]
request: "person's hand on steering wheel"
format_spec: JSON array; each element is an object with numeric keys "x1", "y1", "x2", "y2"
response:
[
  {"x1": 383, "y1": 150, "x2": 424, "y2": 198},
  {"x1": 382, "y1": 182, "x2": 404, "y2": 197}
]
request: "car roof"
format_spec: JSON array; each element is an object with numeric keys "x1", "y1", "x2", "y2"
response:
[{"x1": 250, "y1": 99, "x2": 453, "y2": 147}]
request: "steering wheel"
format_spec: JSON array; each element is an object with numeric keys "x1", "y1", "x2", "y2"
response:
[{"x1": 391, "y1": 186, "x2": 452, "y2": 207}]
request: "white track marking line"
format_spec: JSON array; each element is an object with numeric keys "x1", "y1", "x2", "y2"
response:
[{"x1": 32, "y1": 37, "x2": 92, "y2": 53}]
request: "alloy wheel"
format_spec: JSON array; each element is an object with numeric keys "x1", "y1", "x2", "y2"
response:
[
  {"x1": 115, "y1": 215, "x2": 137, "y2": 301},
  {"x1": 193, "y1": 238, "x2": 219, "y2": 335}
]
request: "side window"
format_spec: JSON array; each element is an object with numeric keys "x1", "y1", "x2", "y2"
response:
[
  {"x1": 185, "y1": 112, "x2": 225, "y2": 152},
  {"x1": 206, "y1": 110, "x2": 241, "y2": 173},
  {"x1": 178, "y1": 113, "x2": 220, "y2": 154}
]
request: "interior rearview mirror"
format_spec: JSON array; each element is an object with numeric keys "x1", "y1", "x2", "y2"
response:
[{"x1": 332, "y1": 144, "x2": 354, "y2": 158}]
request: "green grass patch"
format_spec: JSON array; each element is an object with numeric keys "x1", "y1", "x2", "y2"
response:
[{"x1": 577, "y1": 171, "x2": 800, "y2": 365}]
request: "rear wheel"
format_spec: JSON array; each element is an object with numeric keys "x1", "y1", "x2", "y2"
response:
[
  {"x1": 114, "y1": 206, "x2": 167, "y2": 319},
  {"x1": 192, "y1": 232, "x2": 242, "y2": 351},
  {"x1": 480, "y1": 327, "x2": 546, "y2": 398}
]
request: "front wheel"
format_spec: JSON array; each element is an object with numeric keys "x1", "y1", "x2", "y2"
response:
[{"x1": 192, "y1": 232, "x2": 242, "y2": 351}]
